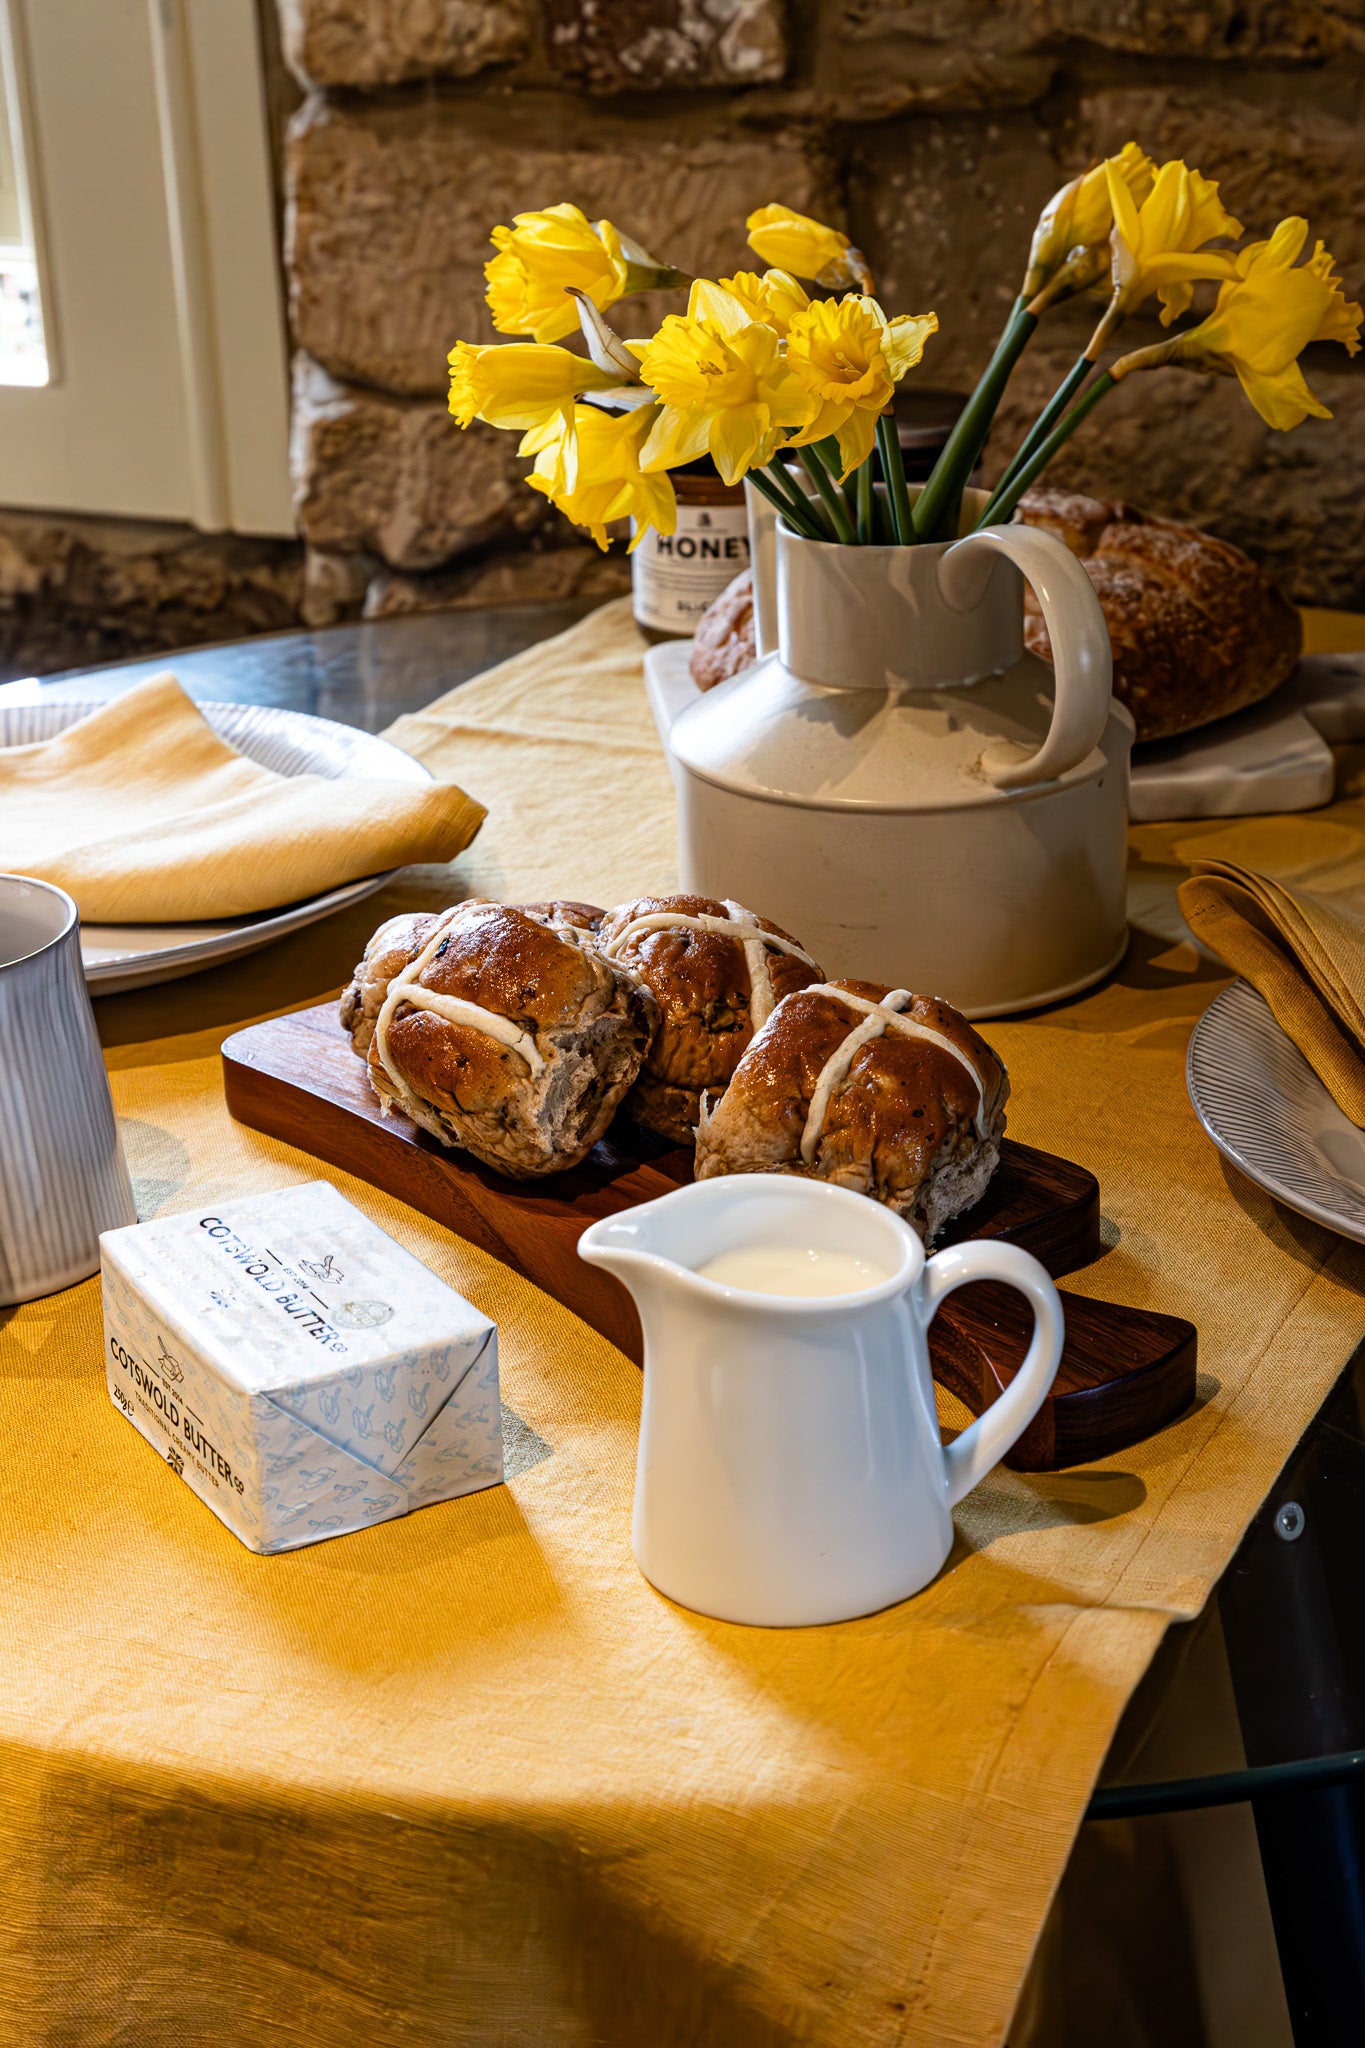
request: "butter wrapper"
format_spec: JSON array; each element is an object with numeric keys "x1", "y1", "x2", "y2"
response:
[{"x1": 100, "y1": 1180, "x2": 501, "y2": 1552}]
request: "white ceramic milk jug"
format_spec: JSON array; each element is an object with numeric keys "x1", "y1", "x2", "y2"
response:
[
  {"x1": 645, "y1": 485, "x2": 1133, "y2": 1018},
  {"x1": 579, "y1": 1174, "x2": 1064, "y2": 1627}
]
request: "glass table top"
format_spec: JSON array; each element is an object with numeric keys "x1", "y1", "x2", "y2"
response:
[{"x1": 0, "y1": 598, "x2": 606, "y2": 731}]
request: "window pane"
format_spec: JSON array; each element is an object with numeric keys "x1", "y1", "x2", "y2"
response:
[{"x1": 0, "y1": 6, "x2": 46, "y2": 386}]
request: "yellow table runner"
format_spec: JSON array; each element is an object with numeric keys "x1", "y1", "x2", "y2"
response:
[{"x1": 3, "y1": 601, "x2": 1365, "y2": 2048}]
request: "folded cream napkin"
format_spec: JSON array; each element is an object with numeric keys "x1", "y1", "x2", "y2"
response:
[
  {"x1": 0, "y1": 673, "x2": 485, "y2": 923},
  {"x1": 1179, "y1": 857, "x2": 1365, "y2": 1124}
]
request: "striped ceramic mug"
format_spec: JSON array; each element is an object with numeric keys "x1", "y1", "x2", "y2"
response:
[{"x1": 0, "y1": 875, "x2": 136, "y2": 1305}]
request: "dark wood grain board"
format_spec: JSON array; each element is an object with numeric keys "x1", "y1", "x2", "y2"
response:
[{"x1": 222, "y1": 1003, "x2": 1196, "y2": 1472}]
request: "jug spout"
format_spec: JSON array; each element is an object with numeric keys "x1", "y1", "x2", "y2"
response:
[
  {"x1": 579, "y1": 1215, "x2": 672, "y2": 1285},
  {"x1": 576, "y1": 1213, "x2": 695, "y2": 1330}
]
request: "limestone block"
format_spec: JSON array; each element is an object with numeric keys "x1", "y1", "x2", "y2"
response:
[
  {"x1": 277, "y1": 0, "x2": 531, "y2": 88},
  {"x1": 985, "y1": 347, "x2": 1365, "y2": 610},
  {"x1": 364, "y1": 543, "x2": 631, "y2": 618},
  {"x1": 0, "y1": 511, "x2": 303, "y2": 684},
  {"x1": 809, "y1": 2, "x2": 1364, "y2": 117},
  {"x1": 1076, "y1": 84, "x2": 1365, "y2": 282},
  {"x1": 544, "y1": 0, "x2": 786, "y2": 91},
  {"x1": 811, "y1": 4, "x2": 1057, "y2": 117},
  {"x1": 287, "y1": 94, "x2": 832, "y2": 396},
  {"x1": 847, "y1": 114, "x2": 1069, "y2": 383},
  {"x1": 1049, "y1": 0, "x2": 1365, "y2": 58},
  {"x1": 291, "y1": 354, "x2": 545, "y2": 570}
]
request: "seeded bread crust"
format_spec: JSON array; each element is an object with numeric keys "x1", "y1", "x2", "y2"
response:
[
  {"x1": 340, "y1": 900, "x2": 653, "y2": 1178},
  {"x1": 694, "y1": 978, "x2": 1009, "y2": 1240},
  {"x1": 597, "y1": 892, "x2": 822, "y2": 1144},
  {"x1": 1019, "y1": 487, "x2": 1302, "y2": 743}
]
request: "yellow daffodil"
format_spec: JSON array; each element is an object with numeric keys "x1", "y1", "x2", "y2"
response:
[
  {"x1": 702, "y1": 268, "x2": 811, "y2": 335},
  {"x1": 527, "y1": 402, "x2": 676, "y2": 551},
  {"x1": 746, "y1": 204, "x2": 873, "y2": 292},
  {"x1": 1106, "y1": 157, "x2": 1244, "y2": 324},
  {"x1": 1112, "y1": 216, "x2": 1363, "y2": 429},
  {"x1": 1023, "y1": 142, "x2": 1155, "y2": 304},
  {"x1": 485, "y1": 204, "x2": 645, "y2": 345},
  {"x1": 632, "y1": 289, "x2": 817, "y2": 485},
  {"x1": 785, "y1": 294, "x2": 938, "y2": 477},
  {"x1": 447, "y1": 340, "x2": 618, "y2": 430}
]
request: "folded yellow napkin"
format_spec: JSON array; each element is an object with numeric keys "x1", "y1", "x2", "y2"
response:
[
  {"x1": 0, "y1": 673, "x2": 485, "y2": 923},
  {"x1": 1179, "y1": 857, "x2": 1365, "y2": 1123}
]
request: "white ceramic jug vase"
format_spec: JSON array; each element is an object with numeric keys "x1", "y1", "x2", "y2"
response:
[
  {"x1": 580, "y1": 1174, "x2": 1064, "y2": 1627},
  {"x1": 648, "y1": 486, "x2": 1132, "y2": 1017}
]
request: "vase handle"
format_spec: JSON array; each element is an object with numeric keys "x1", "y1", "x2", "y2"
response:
[{"x1": 938, "y1": 523, "x2": 1113, "y2": 790}]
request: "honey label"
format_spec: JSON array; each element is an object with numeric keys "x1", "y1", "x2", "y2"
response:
[{"x1": 631, "y1": 500, "x2": 750, "y2": 634}]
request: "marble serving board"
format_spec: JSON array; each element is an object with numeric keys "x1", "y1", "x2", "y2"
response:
[{"x1": 1129, "y1": 652, "x2": 1365, "y2": 822}]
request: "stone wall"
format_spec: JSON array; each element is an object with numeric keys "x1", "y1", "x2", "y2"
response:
[
  {"x1": 278, "y1": 1, "x2": 1365, "y2": 617},
  {"x1": 6, "y1": 4, "x2": 1362, "y2": 683},
  {"x1": 0, "y1": 512, "x2": 304, "y2": 684}
]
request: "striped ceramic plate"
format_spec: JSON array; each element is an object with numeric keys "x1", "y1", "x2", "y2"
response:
[
  {"x1": 1187, "y1": 979, "x2": 1365, "y2": 1242},
  {"x1": 0, "y1": 701, "x2": 431, "y2": 996}
]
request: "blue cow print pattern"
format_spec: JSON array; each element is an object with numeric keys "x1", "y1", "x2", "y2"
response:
[{"x1": 102, "y1": 1210, "x2": 504, "y2": 1554}]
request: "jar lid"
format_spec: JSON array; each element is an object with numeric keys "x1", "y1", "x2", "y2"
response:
[{"x1": 893, "y1": 387, "x2": 969, "y2": 451}]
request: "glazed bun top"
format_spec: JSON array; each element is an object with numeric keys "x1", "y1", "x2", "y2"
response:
[
  {"x1": 387, "y1": 900, "x2": 619, "y2": 1043},
  {"x1": 515, "y1": 899, "x2": 605, "y2": 935},
  {"x1": 596, "y1": 893, "x2": 822, "y2": 1094}
]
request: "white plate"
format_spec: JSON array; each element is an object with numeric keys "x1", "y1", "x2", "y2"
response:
[
  {"x1": 0, "y1": 700, "x2": 431, "y2": 994},
  {"x1": 1187, "y1": 979, "x2": 1365, "y2": 1242}
]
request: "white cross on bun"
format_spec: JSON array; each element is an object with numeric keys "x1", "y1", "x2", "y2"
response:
[{"x1": 695, "y1": 978, "x2": 1009, "y2": 1241}]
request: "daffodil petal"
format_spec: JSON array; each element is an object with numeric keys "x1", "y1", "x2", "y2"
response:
[{"x1": 1234, "y1": 355, "x2": 1333, "y2": 430}]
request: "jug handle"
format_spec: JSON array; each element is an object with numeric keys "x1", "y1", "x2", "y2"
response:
[
  {"x1": 937, "y1": 523, "x2": 1112, "y2": 791},
  {"x1": 917, "y1": 1240, "x2": 1065, "y2": 1509}
]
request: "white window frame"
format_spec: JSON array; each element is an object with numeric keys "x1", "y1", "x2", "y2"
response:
[{"x1": 0, "y1": 0, "x2": 292, "y2": 535}]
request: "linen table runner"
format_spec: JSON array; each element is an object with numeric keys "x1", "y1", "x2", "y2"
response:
[{"x1": 1, "y1": 601, "x2": 1363, "y2": 2048}]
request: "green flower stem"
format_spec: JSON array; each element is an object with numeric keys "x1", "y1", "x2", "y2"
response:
[
  {"x1": 752, "y1": 463, "x2": 830, "y2": 544},
  {"x1": 979, "y1": 351, "x2": 1094, "y2": 525},
  {"x1": 912, "y1": 297, "x2": 1038, "y2": 544},
  {"x1": 816, "y1": 434, "x2": 859, "y2": 526},
  {"x1": 767, "y1": 457, "x2": 835, "y2": 541},
  {"x1": 796, "y1": 445, "x2": 857, "y2": 546},
  {"x1": 979, "y1": 371, "x2": 1116, "y2": 530},
  {"x1": 856, "y1": 457, "x2": 874, "y2": 546},
  {"x1": 875, "y1": 413, "x2": 913, "y2": 545}
]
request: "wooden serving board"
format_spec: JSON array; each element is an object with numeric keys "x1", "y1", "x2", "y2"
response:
[{"x1": 222, "y1": 1004, "x2": 1196, "y2": 1472}]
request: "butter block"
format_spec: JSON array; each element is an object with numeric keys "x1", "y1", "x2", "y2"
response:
[{"x1": 100, "y1": 1180, "x2": 501, "y2": 1552}]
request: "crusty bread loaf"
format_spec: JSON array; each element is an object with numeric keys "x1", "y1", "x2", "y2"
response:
[
  {"x1": 689, "y1": 569, "x2": 757, "y2": 692},
  {"x1": 597, "y1": 893, "x2": 823, "y2": 1144},
  {"x1": 340, "y1": 900, "x2": 654, "y2": 1177},
  {"x1": 695, "y1": 979, "x2": 1008, "y2": 1241},
  {"x1": 1019, "y1": 488, "x2": 1302, "y2": 743}
]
